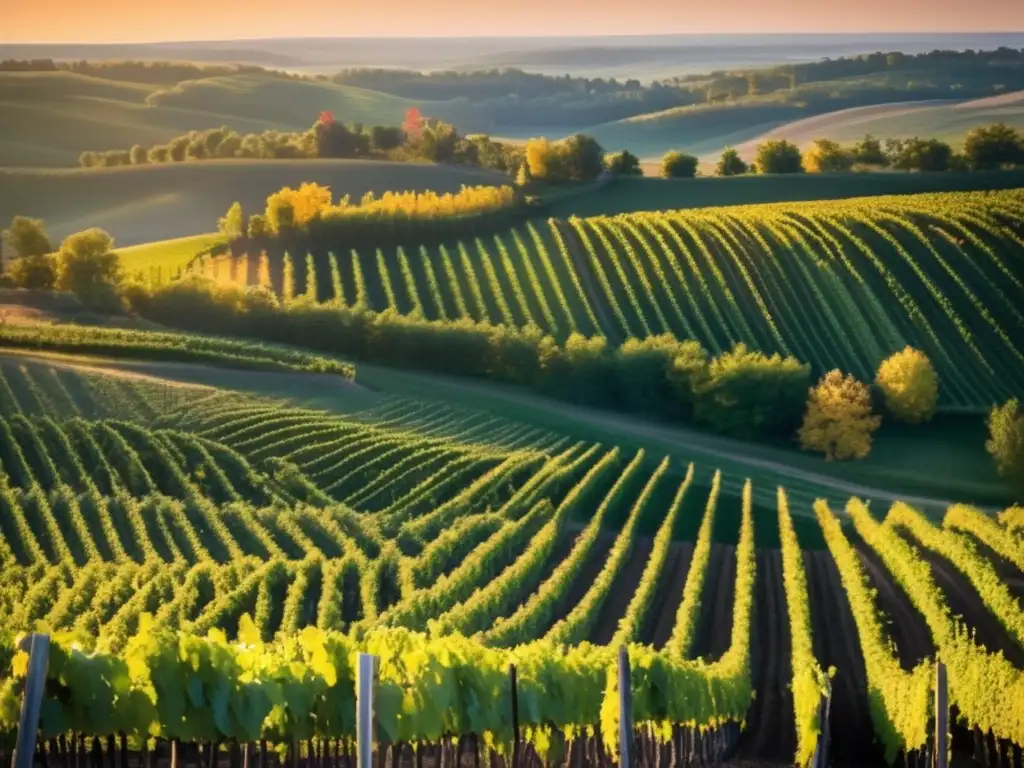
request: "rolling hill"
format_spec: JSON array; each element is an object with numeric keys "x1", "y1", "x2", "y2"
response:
[{"x1": 0, "y1": 159, "x2": 505, "y2": 246}]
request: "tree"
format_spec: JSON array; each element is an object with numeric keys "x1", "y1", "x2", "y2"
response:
[
  {"x1": 219, "y1": 202, "x2": 244, "y2": 240},
  {"x1": 3, "y1": 215, "x2": 52, "y2": 260},
  {"x1": 525, "y1": 138, "x2": 553, "y2": 181},
  {"x1": 694, "y1": 343, "x2": 812, "y2": 438},
  {"x1": 515, "y1": 164, "x2": 530, "y2": 186},
  {"x1": 660, "y1": 151, "x2": 699, "y2": 178},
  {"x1": 559, "y1": 134, "x2": 606, "y2": 181},
  {"x1": 402, "y1": 107, "x2": 424, "y2": 141},
  {"x1": 986, "y1": 399, "x2": 1024, "y2": 498},
  {"x1": 875, "y1": 346, "x2": 939, "y2": 423},
  {"x1": 886, "y1": 137, "x2": 954, "y2": 172},
  {"x1": 247, "y1": 214, "x2": 268, "y2": 239},
  {"x1": 963, "y1": 123, "x2": 1024, "y2": 170},
  {"x1": 129, "y1": 144, "x2": 148, "y2": 165},
  {"x1": 168, "y1": 136, "x2": 190, "y2": 162},
  {"x1": 851, "y1": 134, "x2": 889, "y2": 167},
  {"x1": 8, "y1": 254, "x2": 57, "y2": 289},
  {"x1": 803, "y1": 138, "x2": 854, "y2": 173},
  {"x1": 799, "y1": 370, "x2": 882, "y2": 460},
  {"x1": 370, "y1": 125, "x2": 403, "y2": 151},
  {"x1": 754, "y1": 140, "x2": 804, "y2": 174},
  {"x1": 607, "y1": 150, "x2": 642, "y2": 176},
  {"x1": 715, "y1": 147, "x2": 748, "y2": 176},
  {"x1": 55, "y1": 228, "x2": 121, "y2": 311}
]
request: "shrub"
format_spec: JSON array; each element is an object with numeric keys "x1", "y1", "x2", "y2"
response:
[
  {"x1": 612, "y1": 334, "x2": 707, "y2": 418},
  {"x1": 716, "y1": 148, "x2": 748, "y2": 176},
  {"x1": 660, "y1": 151, "x2": 699, "y2": 178},
  {"x1": 754, "y1": 140, "x2": 804, "y2": 174},
  {"x1": 986, "y1": 399, "x2": 1024, "y2": 498},
  {"x1": 607, "y1": 150, "x2": 643, "y2": 176},
  {"x1": 219, "y1": 202, "x2": 245, "y2": 239},
  {"x1": 875, "y1": 347, "x2": 938, "y2": 423},
  {"x1": 129, "y1": 144, "x2": 148, "y2": 165},
  {"x1": 694, "y1": 343, "x2": 811, "y2": 438},
  {"x1": 798, "y1": 370, "x2": 881, "y2": 460},
  {"x1": 8, "y1": 254, "x2": 57, "y2": 290},
  {"x1": 3, "y1": 215, "x2": 52, "y2": 260}
]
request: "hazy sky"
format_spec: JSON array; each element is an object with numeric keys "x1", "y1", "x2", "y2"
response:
[{"x1": 7, "y1": 0, "x2": 1024, "y2": 42}]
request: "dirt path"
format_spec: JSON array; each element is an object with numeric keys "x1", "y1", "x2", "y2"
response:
[
  {"x1": 856, "y1": 545, "x2": 936, "y2": 668},
  {"x1": 690, "y1": 543, "x2": 737, "y2": 661},
  {"x1": 804, "y1": 550, "x2": 881, "y2": 765},
  {"x1": 359, "y1": 363, "x2": 989, "y2": 515},
  {"x1": 546, "y1": 530, "x2": 617, "y2": 634},
  {"x1": 588, "y1": 537, "x2": 654, "y2": 645},
  {"x1": 739, "y1": 550, "x2": 796, "y2": 762},
  {"x1": 552, "y1": 219, "x2": 620, "y2": 341},
  {"x1": 646, "y1": 541, "x2": 695, "y2": 648}
]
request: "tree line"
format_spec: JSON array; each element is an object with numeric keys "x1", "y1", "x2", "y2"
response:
[
  {"x1": 606, "y1": 123, "x2": 1024, "y2": 179},
  {"x1": 78, "y1": 109, "x2": 527, "y2": 173}
]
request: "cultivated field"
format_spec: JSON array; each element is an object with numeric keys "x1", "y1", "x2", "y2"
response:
[
  {"x1": 0, "y1": 346, "x2": 1021, "y2": 767},
  {"x1": 202, "y1": 189, "x2": 1024, "y2": 409}
]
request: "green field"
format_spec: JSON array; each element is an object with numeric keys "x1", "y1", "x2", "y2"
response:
[
  {"x1": 118, "y1": 233, "x2": 227, "y2": 277},
  {"x1": 0, "y1": 160, "x2": 504, "y2": 246},
  {"x1": 207, "y1": 189, "x2": 1024, "y2": 411}
]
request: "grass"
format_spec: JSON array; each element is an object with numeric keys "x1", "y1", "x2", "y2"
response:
[
  {"x1": 0, "y1": 159, "x2": 505, "y2": 246},
  {"x1": 118, "y1": 233, "x2": 227, "y2": 278}
]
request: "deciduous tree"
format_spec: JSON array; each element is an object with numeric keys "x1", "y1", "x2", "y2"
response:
[
  {"x1": 55, "y1": 228, "x2": 121, "y2": 311},
  {"x1": 607, "y1": 149, "x2": 643, "y2": 176},
  {"x1": 715, "y1": 147, "x2": 748, "y2": 176},
  {"x1": 963, "y1": 123, "x2": 1024, "y2": 170},
  {"x1": 875, "y1": 346, "x2": 939, "y2": 423},
  {"x1": 660, "y1": 151, "x2": 699, "y2": 178},
  {"x1": 986, "y1": 398, "x2": 1024, "y2": 499},
  {"x1": 799, "y1": 370, "x2": 881, "y2": 460},
  {"x1": 755, "y1": 140, "x2": 804, "y2": 174}
]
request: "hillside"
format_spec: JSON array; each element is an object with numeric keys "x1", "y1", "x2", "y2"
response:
[
  {"x1": 0, "y1": 159, "x2": 505, "y2": 245},
  {"x1": 0, "y1": 334, "x2": 1021, "y2": 765},
  {"x1": 196, "y1": 189, "x2": 1024, "y2": 413},
  {"x1": 721, "y1": 92, "x2": 1024, "y2": 162}
]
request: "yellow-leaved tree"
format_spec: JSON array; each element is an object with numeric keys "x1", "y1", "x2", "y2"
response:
[
  {"x1": 875, "y1": 346, "x2": 939, "y2": 423},
  {"x1": 525, "y1": 138, "x2": 552, "y2": 181},
  {"x1": 799, "y1": 369, "x2": 881, "y2": 460}
]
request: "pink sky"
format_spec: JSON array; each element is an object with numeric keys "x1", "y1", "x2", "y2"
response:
[{"x1": 6, "y1": 0, "x2": 1024, "y2": 42}]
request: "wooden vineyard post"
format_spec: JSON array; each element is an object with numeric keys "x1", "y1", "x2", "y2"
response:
[
  {"x1": 934, "y1": 662, "x2": 948, "y2": 768},
  {"x1": 509, "y1": 665, "x2": 520, "y2": 768},
  {"x1": 617, "y1": 646, "x2": 633, "y2": 768},
  {"x1": 811, "y1": 691, "x2": 831, "y2": 768},
  {"x1": 357, "y1": 654, "x2": 380, "y2": 768},
  {"x1": 12, "y1": 633, "x2": 50, "y2": 768}
]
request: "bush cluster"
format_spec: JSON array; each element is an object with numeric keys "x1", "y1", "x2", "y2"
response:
[{"x1": 125, "y1": 278, "x2": 813, "y2": 440}]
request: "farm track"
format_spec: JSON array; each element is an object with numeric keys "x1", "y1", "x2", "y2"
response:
[
  {"x1": 913, "y1": 545, "x2": 1024, "y2": 666},
  {"x1": 645, "y1": 541, "x2": 694, "y2": 648},
  {"x1": 804, "y1": 550, "x2": 882, "y2": 765},
  {"x1": 690, "y1": 543, "x2": 736, "y2": 661},
  {"x1": 588, "y1": 537, "x2": 653, "y2": 645},
  {"x1": 739, "y1": 550, "x2": 795, "y2": 762},
  {"x1": 856, "y1": 545, "x2": 936, "y2": 667}
]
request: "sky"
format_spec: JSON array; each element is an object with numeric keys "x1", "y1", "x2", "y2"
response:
[{"x1": 6, "y1": 0, "x2": 1024, "y2": 42}]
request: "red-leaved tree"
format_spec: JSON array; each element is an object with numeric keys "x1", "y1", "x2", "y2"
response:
[
  {"x1": 318, "y1": 110, "x2": 336, "y2": 125},
  {"x1": 403, "y1": 107, "x2": 424, "y2": 140}
]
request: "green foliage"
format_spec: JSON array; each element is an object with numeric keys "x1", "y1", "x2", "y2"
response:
[
  {"x1": 963, "y1": 123, "x2": 1024, "y2": 171},
  {"x1": 607, "y1": 150, "x2": 643, "y2": 177},
  {"x1": 660, "y1": 151, "x2": 699, "y2": 178},
  {"x1": 803, "y1": 139, "x2": 854, "y2": 173},
  {"x1": 986, "y1": 398, "x2": 1024, "y2": 498},
  {"x1": 3, "y1": 215, "x2": 52, "y2": 260},
  {"x1": 886, "y1": 137, "x2": 955, "y2": 172},
  {"x1": 54, "y1": 228, "x2": 121, "y2": 311},
  {"x1": 755, "y1": 140, "x2": 804, "y2": 174},
  {"x1": 851, "y1": 134, "x2": 889, "y2": 167},
  {"x1": 7, "y1": 254, "x2": 57, "y2": 290},
  {"x1": 525, "y1": 134, "x2": 606, "y2": 182},
  {"x1": 715, "y1": 147, "x2": 749, "y2": 176},
  {"x1": 694, "y1": 343, "x2": 811, "y2": 438},
  {"x1": 219, "y1": 202, "x2": 245, "y2": 239}
]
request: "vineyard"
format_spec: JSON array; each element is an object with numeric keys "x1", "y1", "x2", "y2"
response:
[
  {"x1": 197, "y1": 189, "x2": 1024, "y2": 408},
  {"x1": 0, "y1": 349, "x2": 1022, "y2": 768}
]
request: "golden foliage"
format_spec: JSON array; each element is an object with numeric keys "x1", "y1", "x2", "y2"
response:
[
  {"x1": 875, "y1": 346, "x2": 939, "y2": 424},
  {"x1": 525, "y1": 137, "x2": 552, "y2": 180},
  {"x1": 265, "y1": 182, "x2": 333, "y2": 233},
  {"x1": 799, "y1": 369, "x2": 881, "y2": 460}
]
